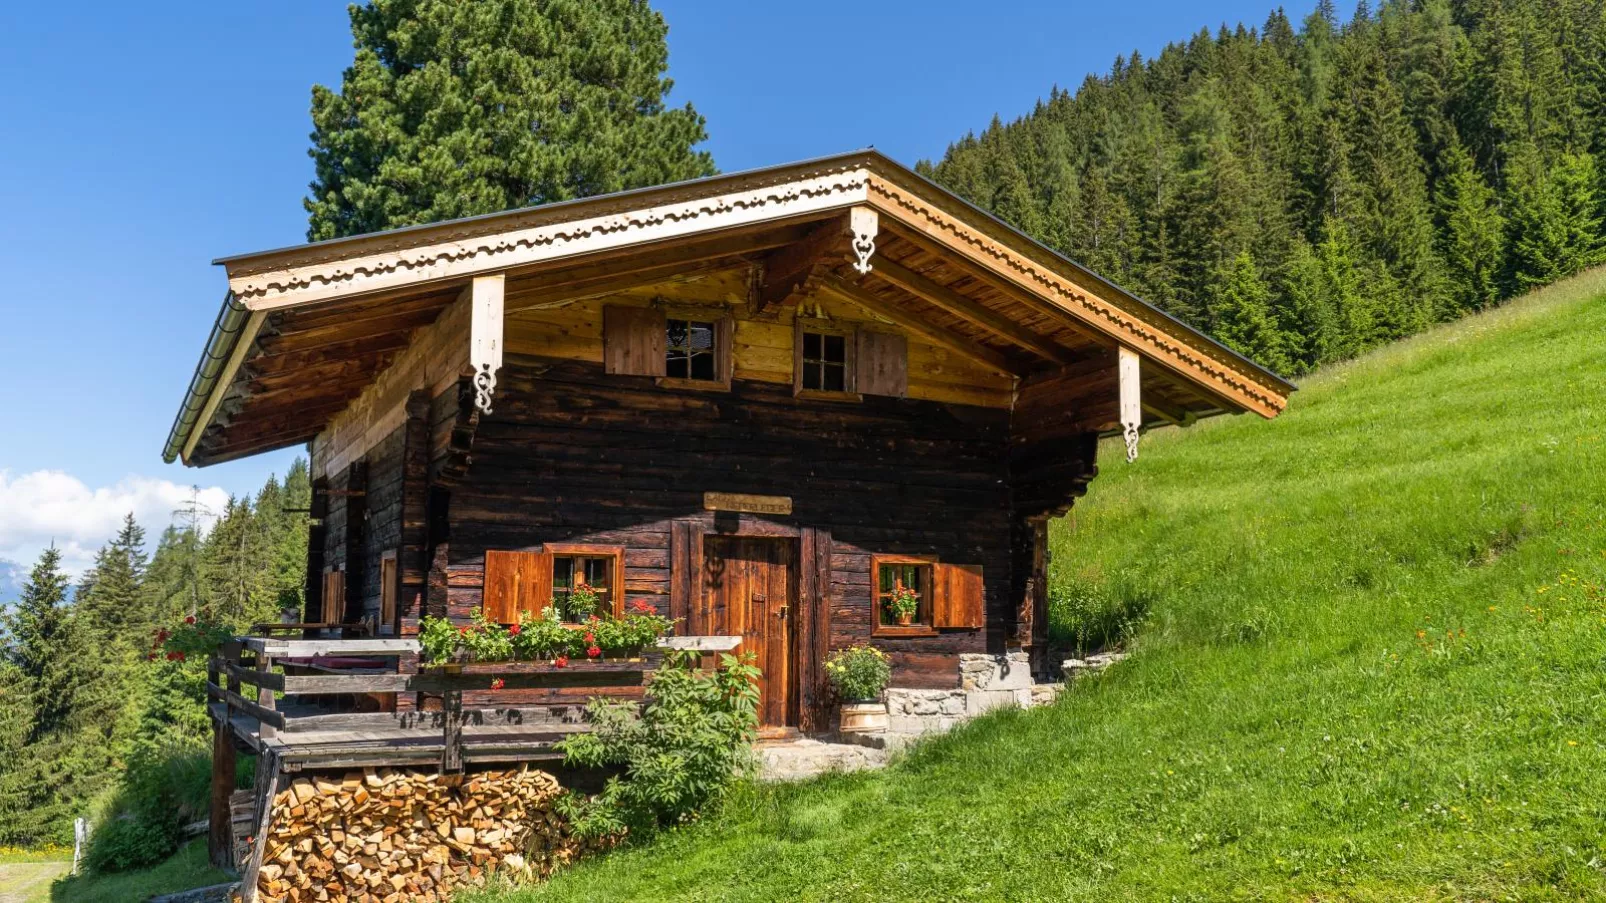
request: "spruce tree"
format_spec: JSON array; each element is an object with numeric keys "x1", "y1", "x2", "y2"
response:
[
  {"x1": 1210, "y1": 252, "x2": 1292, "y2": 374},
  {"x1": 1436, "y1": 140, "x2": 1506, "y2": 311},
  {"x1": 305, "y1": 0, "x2": 715, "y2": 240},
  {"x1": 4, "y1": 547, "x2": 77, "y2": 740}
]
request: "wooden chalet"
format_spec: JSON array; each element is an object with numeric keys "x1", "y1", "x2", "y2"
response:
[{"x1": 166, "y1": 150, "x2": 1290, "y2": 877}]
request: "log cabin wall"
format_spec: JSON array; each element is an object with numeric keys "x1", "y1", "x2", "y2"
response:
[
  {"x1": 437, "y1": 355, "x2": 1012, "y2": 701},
  {"x1": 358, "y1": 426, "x2": 406, "y2": 625}
]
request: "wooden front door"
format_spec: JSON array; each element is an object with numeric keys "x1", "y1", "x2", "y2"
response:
[{"x1": 700, "y1": 536, "x2": 797, "y2": 728}]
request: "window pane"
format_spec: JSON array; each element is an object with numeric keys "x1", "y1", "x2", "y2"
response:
[
  {"x1": 824, "y1": 334, "x2": 846, "y2": 362},
  {"x1": 803, "y1": 361, "x2": 820, "y2": 391},
  {"x1": 803, "y1": 332, "x2": 821, "y2": 359},
  {"x1": 823, "y1": 363, "x2": 845, "y2": 392},
  {"x1": 666, "y1": 350, "x2": 688, "y2": 378},
  {"x1": 689, "y1": 323, "x2": 714, "y2": 351},
  {"x1": 690, "y1": 350, "x2": 716, "y2": 380}
]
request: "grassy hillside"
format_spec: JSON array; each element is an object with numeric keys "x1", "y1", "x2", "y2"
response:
[{"x1": 475, "y1": 271, "x2": 1606, "y2": 902}]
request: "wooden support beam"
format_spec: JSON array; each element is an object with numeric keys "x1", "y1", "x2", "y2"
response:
[
  {"x1": 864, "y1": 257, "x2": 1078, "y2": 364},
  {"x1": 756, "y1": 215, "x2": 851, "y2": 313},
  {"x1": 822, "y1": 275, "x2": 1022, "y2": 376}
]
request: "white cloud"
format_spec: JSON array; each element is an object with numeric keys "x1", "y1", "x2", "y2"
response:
[{"x1": 0, "y1": 470, "x2": 231, "y2": 578}]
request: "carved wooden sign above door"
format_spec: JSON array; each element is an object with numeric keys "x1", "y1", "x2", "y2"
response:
[{"x1": 703, "y1": 492, "x2": 793, "y2": 515}]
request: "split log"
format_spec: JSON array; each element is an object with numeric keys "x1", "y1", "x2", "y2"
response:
[{"x1": 243, "y1": 765, "x2": 612, "y2": 903}]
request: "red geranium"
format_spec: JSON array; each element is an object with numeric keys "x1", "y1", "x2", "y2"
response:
[
  {"x1": 459, "y1": 625, "x2": 471, "y2": 635},
  {"x1": 554, "y1": 656, "x2": 568, "y2": 668},
  {"x1": 586, "y1": 645, "x2": 602, "y2": 659},
  {"x1": 184, "y1": 615, "x2": 196, "y2": 625},
  {"x1": 489, "y1": 678, "x2": 505, "y2": 690},
  {"x1": 584, "y1": 632, "x2": 595, "y2": 645},
  {"x1": 507, "y1": 624, "x2": 521, "y2": 636},
  {"x1": 630, "y1": 600, "x2": 655, "y2": 615}
]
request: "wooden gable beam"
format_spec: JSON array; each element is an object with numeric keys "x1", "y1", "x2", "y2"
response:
[
  {"x1": 822, "y1": 275, "x2": 1022, "y2": 376},
  {"x1": 755, "y1": 215, "x2": 852, "y2": 313},
  {"x1": 865, "y1": 257, "x2": 1077, "y2": 365}
]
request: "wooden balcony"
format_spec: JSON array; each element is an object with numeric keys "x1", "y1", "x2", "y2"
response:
[{"x1": 207, "y1": 634, "x2": 740, "y2": 773}]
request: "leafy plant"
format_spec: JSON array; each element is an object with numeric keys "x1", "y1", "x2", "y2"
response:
[
  {"x1": 555, "y1": 651, "x2": 761, "y2": 842},
  {"x1": 823, "y1": 645, "x2": 891, "y2": 702},
  {"x1": 459, "y1": 610, "x2": 513, "y2": 662},
  {"x1": 418, "y1": 615, "x2": 462, "y2": 665},
  {"x1": 152, "y1": 616, "x2": 234, "y2": 663},
  {"x1": 511, "y1": 607, "x2": 579, "y2": 660},
  {"x1": 560, "y1": 579, "x2": 603, "y2": 623},
  {"x1": 884, "y1": 579, "x2": 920, "y2": 621}
]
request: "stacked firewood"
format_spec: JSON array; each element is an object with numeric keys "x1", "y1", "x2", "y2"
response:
[{"x1": 251, "y1": 766, "x2": 593, "y2": 903}]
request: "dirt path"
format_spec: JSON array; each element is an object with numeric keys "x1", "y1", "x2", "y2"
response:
[{"x1": 0, "y1": 860, "x2": 69, "y2": 903}]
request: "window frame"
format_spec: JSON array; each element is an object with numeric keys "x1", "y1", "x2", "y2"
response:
[
  {"x1": 657, "y1": 309, "x2": 732, "y2": 392},
  {"x1": 543, "y1": 543, "x2": 627, "y2": 621},
  {"x1": 378, "y1": 549, "x2": 398, "y2": 636},
  {"x1": 793, "y1": 320, "x2": 861, "y2": 401},
  {"x1": 870, "y1": 554, "x2": 939, "y2": 638}
]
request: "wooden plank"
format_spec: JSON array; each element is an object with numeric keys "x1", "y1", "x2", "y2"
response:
[
  {"x1": 866, "y1": 256, "x2": 1075, "y2": 364},
  {"x1": 441, "y1": 690, "x2": 464, "y2": 773},
  {"x1": 220, "y1": 660, "x2": 285, "y2": 692},
  {"x1": 822, "y1": 276, "x2": 1020, "y2": 375},
  {"x1": 243, "y1": 637, "x2": 420, "y2": 656},
  {"x1": 208, "y1": 683, "x2": 287, "y2": 730},
  {"x1": 658, "y1": 635, "x2": 742, "y2": 652},
  {"x1": 236, "y1": 750, "x2": 281, "y2": 903}
]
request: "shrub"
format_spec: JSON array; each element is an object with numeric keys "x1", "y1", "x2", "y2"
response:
[
  {"x1": 554, "y1": 651, "x2": 761, "y2": 842},
  {"x1": 84, "y1": 744, "x2": 212, "y2": 874},
  {"x1": 823, "y1": 645, "x2": 891, "y2": 701},
  {"x1": 1048, "y1": 570, "x2": 1150, "y2": 655}
]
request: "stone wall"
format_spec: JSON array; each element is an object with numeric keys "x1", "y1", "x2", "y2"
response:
[{"x1": 882, "y1": 652, "x2": 1061, "y2": 738}]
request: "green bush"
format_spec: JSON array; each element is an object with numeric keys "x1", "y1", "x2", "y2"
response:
[
  {"x1": 84, "y1": 744, "x2": 216, "y2": 874},
  {"x1": 1047, "y1": 570, "x2": 1149, "y2": 655},
  {"x1": 823, "y1": 645, "x2": 891, "y2": 701},
  {"x1": 554, "y1": 651, "x2": 761, "y2": 842}
]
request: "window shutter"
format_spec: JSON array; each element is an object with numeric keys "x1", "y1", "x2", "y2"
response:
[
  {"x1": 322, "y1": 569, "x2": 345, "y2": 624},
  {"x1": 932, "y1": 563, "x2": 984, "y2": 629},
  {"x1": 520, "y1": 551, "x2": 554, "y2": 618},
  {"x1": 855, "y1": 330, "x2": 907, "y2": 398},
  {"x1": 484, "y1": 550, "x2": 552, "y2": 623},
  {"x1": 604, "y1": 305, "x2": 666, "y2": 376}
]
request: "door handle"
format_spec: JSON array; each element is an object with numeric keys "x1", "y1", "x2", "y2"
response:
[{"x1": 777, "y1": 605, "x2": 788, "y2": 619}]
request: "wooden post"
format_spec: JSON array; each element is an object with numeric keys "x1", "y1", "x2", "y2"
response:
[
  {"x1": 256, "y1": 652, "x2": 277, "y2": 741},
  {"x1": 238, "y1": 751, "x2": 282, "y2": 903},
  {"x1": 441, "y1": 689, "x2": 464, "y2": 773},
  {"x1": 208, "y1": 712, "x2": 237, "y2": 868}
]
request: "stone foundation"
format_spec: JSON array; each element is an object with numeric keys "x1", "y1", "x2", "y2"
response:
[{"x1": 882, "y1": 652, "x2": 1058, "y2": 739}]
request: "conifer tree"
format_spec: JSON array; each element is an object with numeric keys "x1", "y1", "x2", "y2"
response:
[
  {"x1": 1210, "y1": 252, "x2": 1292, "y2": 374},
  {"x1": 305, "y1": 0, "x2": 715, "y2": 240},
  {"x1": 1436, "y1": 141, "x2": 1506, "y2": 310}
]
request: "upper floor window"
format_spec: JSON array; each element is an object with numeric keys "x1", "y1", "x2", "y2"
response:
[
  {"x1": 666, "y1": 319, "x2": 718, "y2": 381},
  {"x1": 800, "y1": 331, "x2": 849, "y2": 392}
]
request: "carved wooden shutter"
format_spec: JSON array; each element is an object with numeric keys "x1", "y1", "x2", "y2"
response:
[
  {"x1": 484, "y1": 551, "x2": 553, "y2": 623},
  {"x1": 932, "y1": 563, "x2": 984, "y2": 629},
  {"x1": 854, "y1": 329, "x2": 908, "y2": 398},
  {"x1": 604, "y1": 305, "x2": 667, "y2": 376}
]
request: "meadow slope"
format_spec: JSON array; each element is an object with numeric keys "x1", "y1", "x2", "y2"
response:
[{"x1": 474, "y1": 270, "x2": 1606, "y2": 902}]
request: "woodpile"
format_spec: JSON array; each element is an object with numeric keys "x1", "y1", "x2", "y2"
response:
[{"x1": 251, "y1": 766, "x2": 596, "y2": 903}]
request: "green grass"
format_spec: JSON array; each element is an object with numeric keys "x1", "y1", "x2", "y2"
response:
[
  {"x1": 48, "y1": 841, "x2": 232, "y2": 903},
  {"x1": 462, "y1": 267, "x2": 1606, "y2": 902}
]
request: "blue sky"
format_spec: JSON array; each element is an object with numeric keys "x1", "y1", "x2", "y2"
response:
[{"x1": 0, "y1": 0, "x2": 1315, "y2": 580}]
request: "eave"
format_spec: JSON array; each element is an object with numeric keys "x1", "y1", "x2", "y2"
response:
[{"x1": 165, "y1": 149, "x2": 1293, "y2": 467}]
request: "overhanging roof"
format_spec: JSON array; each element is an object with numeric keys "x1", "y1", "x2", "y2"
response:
[{"x1": 165, "y1": 149, "x2": 1294, "y2": 466}]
